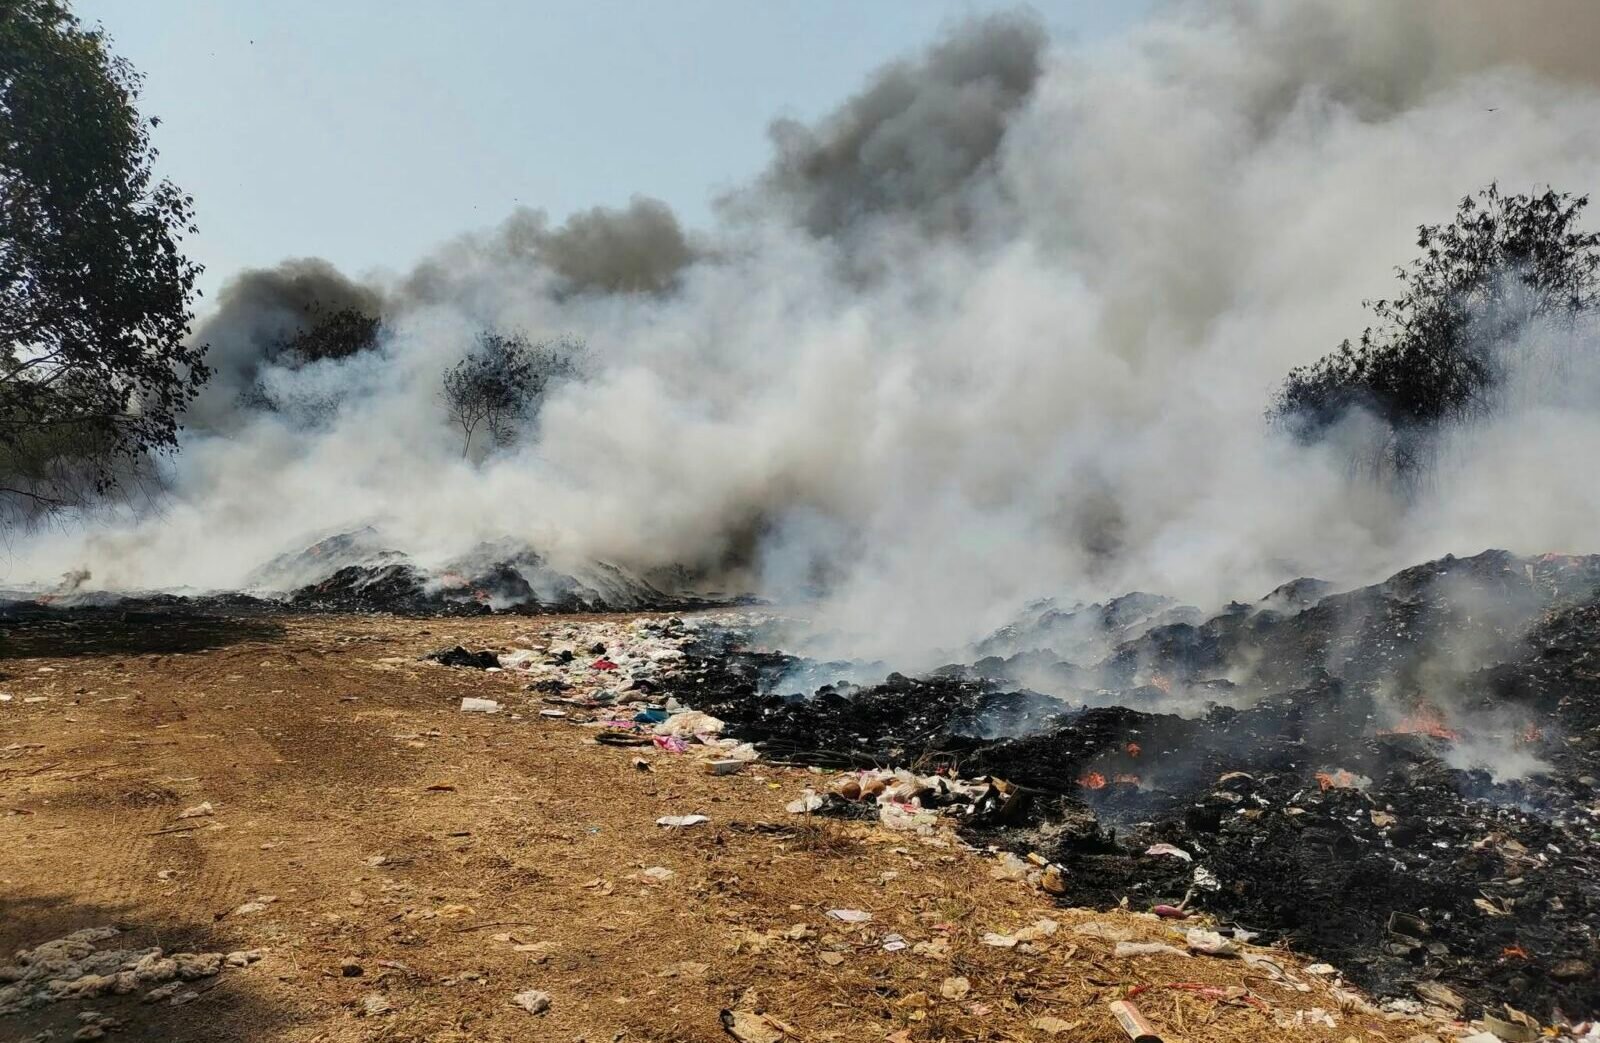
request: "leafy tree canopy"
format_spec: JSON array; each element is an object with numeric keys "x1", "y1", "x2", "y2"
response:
[
  {"x1": 1271, "y1": 184, "x2": 1600, "y2": 470},
  {"x1": 0, "y1": 0, "x2": 206, "y2": 513}
]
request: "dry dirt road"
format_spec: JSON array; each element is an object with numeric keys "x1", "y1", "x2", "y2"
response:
[{"x1": 1, "y1": 611, "x2": 1439, "y2": 1043}]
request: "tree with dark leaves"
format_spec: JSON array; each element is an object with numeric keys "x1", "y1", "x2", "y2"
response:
[
  {"x1": 441, "y1": 331, "x2": 580, "y2": 458},
  {"x1": 276, "y1": 303, "x2": 382, "y2": 366},
  {"x1": 1271, "y1": 184, "x2": 1600, "y2": 473},
  {"x1": 0, "y1": 0, "x2": 207, "y2": 518}
]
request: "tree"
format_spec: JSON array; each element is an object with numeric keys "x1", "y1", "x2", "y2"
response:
[
  {"x1": 0, "y1": 0, "x2": 207, "y2": 516},
  {"x1": 275, "y1": 302, "x2": 382, "y2": 366},
  {"x1": 441, "y1": 331, "x2": 580, "y2": 458},
  {"x1": 238, "y1": 301, "x2": 384, "y2": 415},
  {"x1": 1271, "y1": 185, "x2": 1600, "y2": 473}
]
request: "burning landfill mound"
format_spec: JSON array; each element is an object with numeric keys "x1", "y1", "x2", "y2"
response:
[
  {"x1": 694, "y1": 549, "x2": 1600, "y2": 1026},
  {"x1": 455, "y1": 548, "x2": 1600, "y2": 1031},
  {"x1": 0, "y1": 529, "x2": 736, "y2": 619}
]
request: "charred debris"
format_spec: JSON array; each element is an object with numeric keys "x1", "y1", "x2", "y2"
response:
[{"x1": 682, "y1": 550, "x2": 1600, "y2": 1022}]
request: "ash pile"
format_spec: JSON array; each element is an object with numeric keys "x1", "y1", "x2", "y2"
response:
[{"x1": 682, "y1": 550, "x2": 1600, "y2": 1024}]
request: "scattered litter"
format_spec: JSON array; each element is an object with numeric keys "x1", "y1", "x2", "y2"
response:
[
  {"x1": 538, "y1": 708, "x2": 566, "y2": 718},
  {"x1": 990, "y1": 851, "x2": 1030, "y2": 881},
  {"x1": 640, "y1": 866, "x2": 676, "y2": 884},
  {"x1": 654, "y1": 710, "x2": 724, "y2": 737},
  {"x1": 1108, "y1": 998, "x2": 1162, "y2": 1042},
  {"x1": 1144, "y1": 843, "x2": 1192, "y2": 862},
  {"x1": 655, "y1": 814, "x2": 709, "y2": 828},
  {"x1": 1031, "y1": 1016, "x2": 1079, "y2": 1036},
  {"x1": 881, "y1": 933, "x2": 907, "y2": 952},
  {"x1": 1184, "y1": 928, "x2": 1239, "y2": 956},
  {"x1": 1074, "y1": 921, "x2": 1133, "y2": 942},
  {"x1": 1115, "y1": 941, "x2": 1189, "y2": 959},
  {"x1": 785, "y1": 790, "x2": 824, "y2": 814},
  {"x1": 460, "y1": 697, "x2": 500, "y2": 713},
  {"x1": 940, "y1": 976, "x2": 970, "y2": 1000},
  {"x1": 720, "y1": 1009, "x2": 785, "y2": 1043},
  {"x1": 425, "y1": 646, "x2": 499, "y2": 670},
  {"x1": 176, "y1": 802, "x2": 214, "y2": 819},
  {"x1": 705, "y1": 759, "x2": 745, "y2": 775},
  {"x1": 980, "y1": 932, "x2": 1019, "y2": 949},
  {"x1": 825, "y1": 909, "x2": 872, "y2": 923}
]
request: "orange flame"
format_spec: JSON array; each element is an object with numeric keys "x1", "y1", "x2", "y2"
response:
[
  {"x1": 1125, "y1": 742, "x2": 1142, "y2": 758},
  {"x1": 1379, "y1": 703, "x2": 1461, "y2": 742},
  {"x1": 1501, "y1": 945, "x2": 1529, "y2": 960},
  {"x1": 1316, "y1": 769, "x2": 1360, "y2": 792},
  {"x1": 1079, "y1": 771, "x2": 1107, "y2": 790}
]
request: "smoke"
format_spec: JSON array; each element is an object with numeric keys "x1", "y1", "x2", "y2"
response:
[
  {"x1": 742, "y1": 8, "x2": 1045, "y2": 239},
  {"x1": 14, "y1": 3, "x2": 1600, "y2": 670},
  {"x1": 188, "y1": 258, "x2": 384, "y2": 430}
]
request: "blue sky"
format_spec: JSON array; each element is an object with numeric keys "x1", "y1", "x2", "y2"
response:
[{"x1": 77, "y1": 2, "x2": 1149, "y2": 300}]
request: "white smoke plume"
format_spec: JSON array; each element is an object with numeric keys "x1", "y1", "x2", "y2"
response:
[{"x1": 13, "y1": 1, "x2": 1600, "y2": 668}]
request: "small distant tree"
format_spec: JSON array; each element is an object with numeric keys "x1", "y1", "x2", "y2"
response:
[
  {"x1": 0, "y1": 1, "x2": 207, "y2": 517},
  {"x1": 1271, "y1": 184, "x2": 1600, "y2": 472},
  {"x1": 239, "y1": 302, "x2": 384, "y2": 415},
  {"x1": 441, "y1": 331, "x2": 580, "y2": 458},
  {"x1": 277, "y1": 303, "x2": 382, "y2": 365}
]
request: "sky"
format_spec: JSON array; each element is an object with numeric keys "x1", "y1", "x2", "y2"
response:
[{"x1": 76, "y1": 1, "x2": 1151, "y2": 303}]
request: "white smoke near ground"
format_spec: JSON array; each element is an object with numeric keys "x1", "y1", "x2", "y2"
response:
[{"x1": 12, "y1": 1, "x2": 1600, "y2": 670}]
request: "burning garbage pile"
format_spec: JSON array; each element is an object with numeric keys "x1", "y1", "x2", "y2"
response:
[
  {"x1": 0, "y1": 530, "x2": 738, "y2": 618},
  {"x1": 673, "y1": 551, "x2": 1600, "y2": 1026}
]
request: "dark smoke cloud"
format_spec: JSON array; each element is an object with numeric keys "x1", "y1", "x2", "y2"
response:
[
  {"x1": 403, "y1": 196, "x2": 695, "y2": 305},
  {"x1": 537, "y1": 195, "x2": 694, "y2": 294},
  {"x1": 748, "y1": 10, "x2": 1045, "y2": 238},
  {"x1": 188, "y1": 258, "x2": 384, "y2": 430}
]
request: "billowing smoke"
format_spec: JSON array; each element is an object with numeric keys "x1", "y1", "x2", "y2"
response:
[
  {"x1": 188, "y1": 258, "x2": 384, "y2": 430},
  {"x1": 14, "y1": 2, "x2": 1600, "y2": 668},
  {"x1": 744, "y1": 8, "x2": 1044, "y2": 239}
]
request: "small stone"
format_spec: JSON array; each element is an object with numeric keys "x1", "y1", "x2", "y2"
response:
[
  {"x1": 142, "y1": 982, "x2": 181, "y2": 1004},
  {"x1": 132, "y1": 953, "x2": 177, "y2": 984},
  {"x1": 176, "y1": 802, "x2": 214, "y2": 819},
  {"x1": 224, "y1": 950, "x2": 263, "y2": 968},
  {"x1": 511, "y1": 989, "x2": 551, "y2": 1015},
  {"x1": 72, "y1": 1028, "x2": 106, "y2": 1042},
  {"x1": 169, "y1": 989, "x2": 200, "y2": 1007},
  {"x1": 818, "y1": 951, "x2": 845, "y2": 967},
  {"x1": 1551, "y1": 958, "x2": 1594, "y2": 982},
  {"x1": 172, "y1": 953, "x2": 222, "y2": 981}
]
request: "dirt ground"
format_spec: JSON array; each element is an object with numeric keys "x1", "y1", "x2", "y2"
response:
[{"x1": 0, "y1": 612, "x2": 1452, "y2": 1043}]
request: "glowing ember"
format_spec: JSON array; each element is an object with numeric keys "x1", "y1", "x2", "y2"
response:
[
  {"x1": 1125, "y1": 742, "x2": 1142, "y2": 758},
  {"x1": 1379, "y1": 703, "x2": 1461, "y2": 742},
  {"x1": 1502, "y1": 945, "x2": 1530, "y2": 960},
  {"x1": 1150, "y1": 673, "x2": 1173, "y2": 693},
  {"x1": 1078, "y1": 771, "x2": 1107, "y2": 790},
  {"x1": 1316, "y1": 769, "x2": 1362, "y2": 791},
  {"x1": 1114, "y1": 773, "x2": 1141, "y2": 786}
]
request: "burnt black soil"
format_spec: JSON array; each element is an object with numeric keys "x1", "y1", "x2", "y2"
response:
[{"x1": 683, "y1": 551, "x2": 1600, "y2": 1022}]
